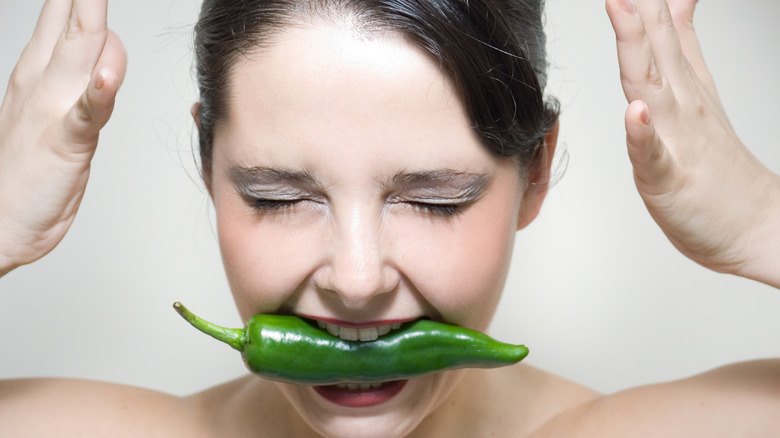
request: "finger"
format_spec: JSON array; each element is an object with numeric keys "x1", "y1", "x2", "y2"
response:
[
  {"x1": 14, "y1": 0, "x2": 71, "y2": 79},
  {"x1": 666, "y1": 0, "x2": 719, "y2": 97},
  {"x1": 96, "y1": 30, "x2": 127, "y2": 88},
  {"x1": 64, "y1": 30, "x2": 125, "y2": 153},
  {"x1": 632, "y1": 0, "x2": 694, "y2": 91},
  {"x1": 23, "y1": 0, "x2": 72, "y2": 62},
  {"x1": 625, "y1": 100, "x2": 677, "y2": 197},
  {"x1": 606, "y1": 0, "x2": 674, "y2": 109},
  {"x1": 46, "y1": 0, "x2": 109, "y2": 94},
  {"x1": 64, "y1": 65, "x2": 120, "y2": 155}
]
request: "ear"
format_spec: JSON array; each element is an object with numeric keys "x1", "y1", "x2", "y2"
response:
[
  {"x1": 191, "y1": 102, "x2": 214, "y2": 196},
  {"x1": 517, "y1": 121, "x2": 559, "y2": 230},
  {"x1": 190, "y1": 102, "x2": 202, "y2": 131}
]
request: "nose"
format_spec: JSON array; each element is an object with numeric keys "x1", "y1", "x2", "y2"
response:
[{"x1": 313, "y1": 204, "x2": 400, "y2": 309}]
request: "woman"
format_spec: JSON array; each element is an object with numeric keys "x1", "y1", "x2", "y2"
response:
[{"x1": 0, "y1": 0, "x2": 778, "y2": 437}]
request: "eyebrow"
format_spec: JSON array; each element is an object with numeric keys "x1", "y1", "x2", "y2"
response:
[
  {"x1": 384, "y1": 170, "x2": 491, "y2": 201},
  {"x1": 229, "y1": 166, "x2": 324, "y2": 196},
  {"x1": 229, "y1": 166, "x2": 490, "y2": 201}
]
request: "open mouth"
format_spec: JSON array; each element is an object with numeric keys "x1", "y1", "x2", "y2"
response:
[
  {"x1": 307, "y1": 319, "x2": 412, "y2": 407},
  {"x1": 313, "y1": 380, "x2": 408, "y2": 408}
]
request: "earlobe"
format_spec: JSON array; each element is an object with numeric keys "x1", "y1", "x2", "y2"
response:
[{"x1": 516, "y1": 121, "x2": 560, "y2": 230}]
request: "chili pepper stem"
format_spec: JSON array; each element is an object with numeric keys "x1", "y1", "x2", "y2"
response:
[{"x1": 173, "y1": 302, "x2": 246, "y2": 352}]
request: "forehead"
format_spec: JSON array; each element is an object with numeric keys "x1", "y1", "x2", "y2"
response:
[{"x1": 214, "y1": 21, "x2": 497, "y2": 176}]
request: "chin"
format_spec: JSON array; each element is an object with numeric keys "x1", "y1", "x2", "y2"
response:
[{"x1": 303, "y1": 413, "x2": 421, "y2": 438}]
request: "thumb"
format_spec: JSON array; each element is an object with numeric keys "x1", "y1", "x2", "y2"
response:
[
  {"x1": 625, "y1": 100, "x2": 676, "y2": 197},
  {"x1": 64, "y1": 30, "x2": 126, "y2": 154}
]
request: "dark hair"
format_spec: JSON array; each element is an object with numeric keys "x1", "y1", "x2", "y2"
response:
[{"x1": 194, "y1": 0, "x2": 558, "y2": 176}]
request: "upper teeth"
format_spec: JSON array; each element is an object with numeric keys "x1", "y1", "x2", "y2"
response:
[{"x1": 317, "y1": 321, "x2": 403, "y2": 342}]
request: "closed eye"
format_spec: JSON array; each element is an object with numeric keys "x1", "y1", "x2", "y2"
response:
[
  {"x1": 250, "y1": 198, "x2": 305, "y2": 212},
  {"x1": 383, "y1": 170, "x2": 489, "y2": 218},
  {"x1": 406, "y1": 201, "x2": 463, "y2": 217}
]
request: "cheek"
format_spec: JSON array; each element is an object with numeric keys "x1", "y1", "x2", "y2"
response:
[
  {"x1": 390, "y1": 201, "x2": 518, "y2": 330},
  {"x1": 215, "y1": 197, "x2": 325, "y2": 320}
]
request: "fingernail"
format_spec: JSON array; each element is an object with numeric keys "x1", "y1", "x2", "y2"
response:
[
  {"x1": 640, "y1": 101, "x2": 651, "y2": 125},
  {"x1": 93, "y1": 69, "x2": 107, "y2": 90},
  {"x1": 621, "y1": 0, "x2": 636, "y2": 13}
]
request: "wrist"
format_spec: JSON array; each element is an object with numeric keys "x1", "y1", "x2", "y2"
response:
[
  {"x1": 0, "y1": 221, "x2": 23, "y2": 279},
  {"x1": 0, "y1": 251, "x2": 19, "y2": 278},
  {"x1": 732, "y1": 170, "x2": 780, "y2": 288}
]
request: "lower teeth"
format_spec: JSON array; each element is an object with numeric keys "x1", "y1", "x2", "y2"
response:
[{"x1": 336, "y1": 382, "x2": 384, "y2": 390}]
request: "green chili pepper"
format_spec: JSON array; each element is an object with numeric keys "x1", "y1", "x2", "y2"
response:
[{"x1": 173, "y1": 302, "x2": 528, "y2": 385}]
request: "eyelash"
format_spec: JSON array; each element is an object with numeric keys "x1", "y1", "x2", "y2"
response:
[
  {"x1": 250, "y1": 198, "x2": 464, "y2": 217},
  {"x1": 407, "y1": 202, "x2": 463, "y2": 217},
  {"x1": 250, "y1": 198, "x2": 303, "y2": 212}
]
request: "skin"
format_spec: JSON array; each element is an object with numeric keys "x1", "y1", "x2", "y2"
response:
[
  {"x1": 607, "y1": 0, "x2": 780, "y2": 287},
  {"x1": 0, "y1": 0, "x2": 779, "y2": 437},
  {"x1": 207, "y1": 22, "x2": 556, "y2": 437},
  {"x1": 0, "y1": 0, "x2": 126, "y2": 277}
]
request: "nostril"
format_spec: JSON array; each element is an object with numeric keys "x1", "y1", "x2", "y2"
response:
[
  {"x1": 313, "y1": 263, "x2": 400, "y2": 309},
  {"x1": 314, "y1": 216, "x2": 401, "y2": 307}
]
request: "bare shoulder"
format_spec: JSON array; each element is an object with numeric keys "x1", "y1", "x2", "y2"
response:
[
  {"x1": 0, "y1": 378, "x2": 206, "y2": 437},
  {"x1": 510, "y1": 364, "x2": 601, "y2": 423},
  {"x1": 476, "y1": 364, "x2": 601, "y2": 436},
  {"x1": 532, "y1": 359, "x2": 780, "y2": 437},
  {"x1": 186, "y1": 375, "x2": 315, "y2": 437}
]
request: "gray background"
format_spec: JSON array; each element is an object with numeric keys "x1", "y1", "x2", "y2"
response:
[{"x1": 1, "y1": 0, "x2": 778, "y2": 396}]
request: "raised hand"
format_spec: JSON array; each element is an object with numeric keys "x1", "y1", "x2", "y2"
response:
[
  {"x1": 606, "y1": 0, "x2": 780, "y2": 287},
  {"x1": 0, "y1": 0, "x2": 126, "y2": 277}
]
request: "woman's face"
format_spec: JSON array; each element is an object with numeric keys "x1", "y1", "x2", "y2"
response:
[{"x1": 208, "y1": 20, "x2": 544, "y2": 438}]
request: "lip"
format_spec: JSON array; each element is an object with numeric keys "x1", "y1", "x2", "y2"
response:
[
  {"x1": 297, "y1": 314, "x2": 417, "y2": 329},
  {"x1": 313, "y1": 380, "x2": 408, "y2": 408}
]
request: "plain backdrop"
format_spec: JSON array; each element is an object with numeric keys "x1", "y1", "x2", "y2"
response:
[{"x1": 1, "y1": 0, "x2": 778, "y2": 396}]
